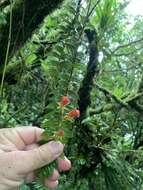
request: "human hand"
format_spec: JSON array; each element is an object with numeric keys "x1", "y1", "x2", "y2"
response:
[{"x1": 0, "y1": 127, "x2": 71, "y2": 190}]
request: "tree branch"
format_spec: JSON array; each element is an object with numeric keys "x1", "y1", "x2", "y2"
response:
[
  {"x1": 78, "y1": 29, "x2": 99, "y2": 119},
  {"x1": 90, "y1": 84, "x2": 143, "y2": 115},
  {"x1": 111, "y1": 37, "x2": 143, "y2": 54}
]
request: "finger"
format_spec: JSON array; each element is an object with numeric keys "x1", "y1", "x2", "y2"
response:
[
  {"x1": 25, "y1": 168, "x2": 59, "y2": 184},
  {"x1": 0, "y1": 144, "x2": 17, "y2": 152},
  {"x1": 15, "y1": 141, "x2": 64, "y2": 173},
  {"x1": 48, "y1": 169, "x2": 59, "y2": 181},
  {"x1": 0, "y1": 127, "x2": 43, "y2": 150},
  {"x1": 58, "y1": 157, "x2": 71, "y2": 172},
  {"x1": 15, "y1": 127, "x2": 44, "y2": 145},
  {"x1": 44, "y1": 179, "x2": 58, "y2": 189}
]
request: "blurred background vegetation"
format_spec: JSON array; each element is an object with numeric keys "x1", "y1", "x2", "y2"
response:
[{"x1": 0, "y1": 0, "x2": 143, "y2": 189}]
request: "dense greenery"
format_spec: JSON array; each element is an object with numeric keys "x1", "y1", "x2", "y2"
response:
[{"x1": 0, "y1": 0, "x2": 143, "y2": 189}]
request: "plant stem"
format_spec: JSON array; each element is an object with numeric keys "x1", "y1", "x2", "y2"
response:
[{"x1": 0, "y1": 0, "x2": 13, "y2": 97}]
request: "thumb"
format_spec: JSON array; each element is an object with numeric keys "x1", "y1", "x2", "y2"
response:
[{"x1": 15, "y1": 141, "x2": 64, "y2": 173}]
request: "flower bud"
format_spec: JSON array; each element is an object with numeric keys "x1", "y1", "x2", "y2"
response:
[
  {"x1": 56, "y1": 130, "x2": 65, "y2": 137},
  {"x1": 68, "y1": 109, "x2": 80, "y2": 118},
  {"x1": 60, "y1": 96, "x2": 70, "y2": 107}
]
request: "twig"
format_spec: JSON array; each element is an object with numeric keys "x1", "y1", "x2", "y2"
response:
[
  {"x1": 111, "y1": 37, "x2": 143, "y2": 54},
  {"x1": 87, "y1": 0, "x2": 101, "y2": 17}
]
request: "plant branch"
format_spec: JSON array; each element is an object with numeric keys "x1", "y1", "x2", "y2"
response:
[
  {"x1": 95, "y1": 83, "x2": 128, "y2": 107},
  {"x1": 87, "y1": 0, "x2": 101, "y2": 17},
  {"x1": 78, "y1": 29, "x2": 99, "y2": 119},
  {"x1": 111, "y1": 37, "x2": 143, "y2": 54},
  {"x1": 0, "y1": 0, "x2": 13, "y2": 96},
  {"x1": 90, "y1": 84, "x2": 143, "y2": 115}
]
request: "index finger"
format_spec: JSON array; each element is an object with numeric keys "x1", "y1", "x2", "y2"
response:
[{"x1": 15, "y1": 126, "x2": 44, "y2": 146}]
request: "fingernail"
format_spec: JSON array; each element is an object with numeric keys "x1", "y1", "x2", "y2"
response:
[{"x1": 48, "y1": 141, "x2": 64, "y2": 159}]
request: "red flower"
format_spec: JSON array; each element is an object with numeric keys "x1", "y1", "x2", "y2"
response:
[
  {"x1": 56, "y1": 130, "x2": 65, "y2": 137},
  {"x1": 60, "y1": 96, "x2": 70, "y2": 107},
  {"x1": 68, "y1": 109, "x2": 80, "y2": 118}
]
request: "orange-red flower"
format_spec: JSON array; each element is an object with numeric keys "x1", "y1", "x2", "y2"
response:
[
  {"x1": 60, "y1": 96, "x2": 70, "y2": 107},
  {"x1": 68, "y1": 109, "x2": 80, "y2": 118},
  {"x1": 56, "y1": 130, "x2": 65, "y2": 137}
]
